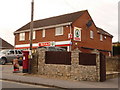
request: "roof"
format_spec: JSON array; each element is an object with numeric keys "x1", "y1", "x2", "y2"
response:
[
  {"x1": 14, "y1": 10, "x2": 113, "y2": 38},
  {"x1": 15, "y1": 10, "x2": 86, "y2": 32},
  {"x1": 0, "y1": 37, "x2": 14, "y2": 49},
  {"x1": 97, "y1": 27, "x2": 113, "y2": 37}
]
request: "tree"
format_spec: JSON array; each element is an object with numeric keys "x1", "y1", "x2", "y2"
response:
[{"x1": 113, "y1": 46, "x2": 120, "y2": 56}]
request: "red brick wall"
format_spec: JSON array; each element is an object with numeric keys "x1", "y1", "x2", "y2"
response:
[
  {"x1": 15, "y1": 26, "x2": 71, "y2": 45},
  {"x1": 15, "y1": 11, "x2": 112, "y2": 55},
  {"x1": 71, "y1": 11, "x2": 112, "y2": 54}
]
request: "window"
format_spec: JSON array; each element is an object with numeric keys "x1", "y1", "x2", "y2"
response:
[
  {"x1": 90, "y1": 30, "x2": 94, "y2": 39},
  {"x1": 55, "y1": 27, "x2": 63, "y2": 36},
  {"x1": 15, "y1": 50, "x2": 18, "y2": 54},
  {"x1": 19, "y1": 33, "x2": 25, "y2": 41},
  {"x1": 18, "y1": 50, "x2": 22, "y2": 54},
  {"x1": 42, "y1": 29, "x2": 45, "y2": 37},
  {"x1": 100, "y1": 34, "x2": 103, "y2": 41},
  {"x1": 33, "y1": 31, "x2": 36, "y2": 39},
  {"x1": 29, "y1": 31, "x2": 36, "y2": 40},
  {"x1": 104, "y1": 36, "x2": 107, "y2": 39},
  {"x1": 9, "y1": 50, "x2": 14, "y2": 54}
]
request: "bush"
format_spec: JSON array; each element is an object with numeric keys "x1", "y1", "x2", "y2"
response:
[{"x1": 113, "y1": 46, "x2": 120, "y2": 56}]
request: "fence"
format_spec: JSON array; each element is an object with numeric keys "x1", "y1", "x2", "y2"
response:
[
  {"x1": 31, "y1": 48, "x2": 105, "y2": 82},
  {"x1": 45, "y1": 52, "x2": 96, "y2": 66},
  {"x1": 79, "y1": 53, "x2": 96, "y2": 65},
  {"x1": 45, "y1": 51, "x2": 71, "y2": 65}
]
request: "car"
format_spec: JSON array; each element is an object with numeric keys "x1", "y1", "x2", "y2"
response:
[
  {"x1": 0, "y1": 49, "x2": 23, "y2": 65},
  {"x1": 38, "y1": 46, "x2": 66, "y2": 51}
]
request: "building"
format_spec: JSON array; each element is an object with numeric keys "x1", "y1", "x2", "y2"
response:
[
  {"x1": 112, "y1": 42, "x2": 120, "y2": 56},
  {"x1": 14, "y1": 10, "x2": 113, "y2": 56},
  {"x1": 0, "y1": 37, "x2": 14, "y2": 50},
  {"x1": 112, "y1": 42, "x2": 120, "y2": 46}
]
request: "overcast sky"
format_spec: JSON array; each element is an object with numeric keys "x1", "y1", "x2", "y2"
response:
[{"x1": 0, "y1": 0, "x2": 119, "y2": 45}]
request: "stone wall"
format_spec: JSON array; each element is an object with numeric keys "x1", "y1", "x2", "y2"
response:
[
  {"x1": 31, "y1": 48, "x2": 100, "y2": 82},
  {"x1": 106, "y1": 57, "x2": 120, "y2": 72}
]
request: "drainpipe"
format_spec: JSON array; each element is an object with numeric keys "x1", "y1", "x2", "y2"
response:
[{"x1": 69, "y1": 23, "x2": 72, "y2": 51}]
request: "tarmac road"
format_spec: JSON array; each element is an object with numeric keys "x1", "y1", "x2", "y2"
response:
[
  {"x1": 0, "y1": 64, "x2": 55, "y2": 89},
  {"x1": 1, "y1": 80, "x2": 52, "y2": 88}
]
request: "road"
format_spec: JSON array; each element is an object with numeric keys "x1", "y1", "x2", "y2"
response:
[
  {"x1": 0, "y1": 64, "x2": 62, "y2": 89},
  {"x1": 1, "y1": 80, "x2": 54, "y2": 88},
  {"x1": 0, "y1": 64, "x2": 52, "y2": 89}
]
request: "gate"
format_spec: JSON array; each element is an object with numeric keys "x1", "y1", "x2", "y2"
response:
[{"x1": 100, "y1": 52, "x2": 106, "y2": 82}]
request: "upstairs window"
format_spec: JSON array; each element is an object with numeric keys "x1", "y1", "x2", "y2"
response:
[
  {"x1": 19, "y1": 33, "x2": 25, "y2": 41},
  {"x1": 29, "y1": 31, "x2": 36, "y2": 40},
  {"x1": 42, "y1": 29, "x2": 45, "y2": 37},
  {"x1": 55, "y1": 27, "x2": 63, "y2": 36},
  {"x1": 90, "y1": 30, "x2": 94, "y2": 39},
  {"x1": 100, "y1": 34, "x2": 103, "y2": 41}
]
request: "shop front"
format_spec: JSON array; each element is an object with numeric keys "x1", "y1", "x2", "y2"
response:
[{"x1": 15, "y1": 40, "x2": 72, "y2": 52}]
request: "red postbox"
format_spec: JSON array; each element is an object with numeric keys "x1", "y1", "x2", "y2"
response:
[{"x1": 22, "y1": 51, "x2": 29, "y2": 73}]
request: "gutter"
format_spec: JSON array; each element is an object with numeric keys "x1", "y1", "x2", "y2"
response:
[{"x1": 14, "y1": 22, "x2": 72, "y2": 34}]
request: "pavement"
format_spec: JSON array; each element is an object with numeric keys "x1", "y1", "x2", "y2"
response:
[{"x1": 0, "y1": 64, "x2": 120, "y2": 89}]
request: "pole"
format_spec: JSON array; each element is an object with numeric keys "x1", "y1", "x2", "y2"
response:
[
  {"x1": 29, "y1": 0, "x2": 34, "y2": 74},
  {"x1": 30, "y1": 0, "x2": 34, "y2": 52}
]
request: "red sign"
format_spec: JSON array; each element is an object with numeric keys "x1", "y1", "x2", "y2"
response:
[
  {"x1": 68, "y1": 33, "x2": 73, "y2": 39},
  {"x1": 39, "y1": 42, "x2": 51, "y2": 46},
  {"x1": 74, "y1": 37, "x2": 81, "y2": 41}
]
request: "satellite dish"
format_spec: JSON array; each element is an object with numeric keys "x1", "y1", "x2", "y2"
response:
[{"x1": 86, "y1": 20, "x2": 92, "y2": 27}]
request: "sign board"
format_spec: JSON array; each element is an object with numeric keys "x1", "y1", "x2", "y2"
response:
[
  {"x1": 68, "y1": 33, "x2": 73, "y2": 39},
  {"x1": 74, "y1": 27, "x2": 81, "y2": 41},
  {"x1": 39, "y1": 41, "x2": 55, "y2": 47}
]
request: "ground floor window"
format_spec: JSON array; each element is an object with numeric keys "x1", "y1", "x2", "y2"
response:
[{"x1": 56, "y1": 46, "x2": 71, "y2": 52}]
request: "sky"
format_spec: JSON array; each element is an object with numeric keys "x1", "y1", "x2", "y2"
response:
[{"x1": 0, "y1": 0, "x2": 119, "y2": 45}]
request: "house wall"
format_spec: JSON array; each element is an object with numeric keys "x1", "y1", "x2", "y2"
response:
[
  {"x1": 71, "y1": 11, "x2": 112, "y2": 55},
  {"x1": 15, "y1": 26, "x2": 70, "y2": 45},
  {"x1": 14, "y1": 11, "x2": 112, "y2": 55}
]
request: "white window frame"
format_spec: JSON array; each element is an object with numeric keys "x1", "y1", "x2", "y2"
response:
[
  {"x1": 90, "y1": 30, "x2": 94, "y2": 39},
  {"x1": 19, "y1": 33, "x2": 25, "y2": 41},
  {"x1": 42, "y1": 29, "x2": 45, "y2": 37},
  {"x1": 29, "y1": 31, "x2": 36, "y2": 40},
  {"x1": 100, "y1": 34, "x2": 103, "y2": 41},
  {"x1": 55, "y1": 26, "x2": 63, "y2": 36}
]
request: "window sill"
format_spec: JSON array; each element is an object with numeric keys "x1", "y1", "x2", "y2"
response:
[
  {"x1": 55, "y1": 34, "x2": 63, "y2": 36},
  {"x1": 90, "y1": 38, "x2": 94, "y2": 39},
  {"x1": 19, "y1": 40, "x2": 25, "y2": 41}
]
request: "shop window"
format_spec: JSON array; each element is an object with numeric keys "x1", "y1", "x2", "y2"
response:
[{"x1": 55, "y1": 26, "x2": 63, "y2": 36}]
